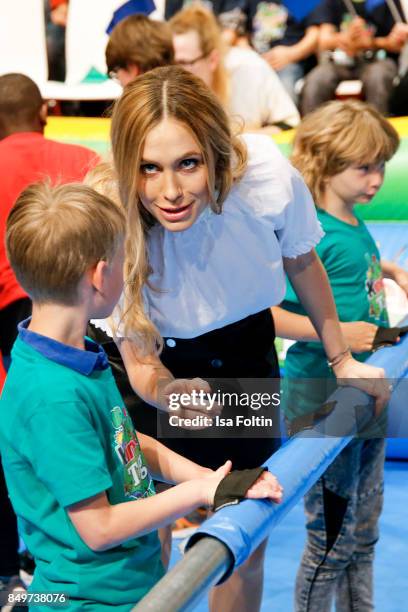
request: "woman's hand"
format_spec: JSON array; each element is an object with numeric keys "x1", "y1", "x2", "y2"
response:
[
  {"x1": 332, "y1": 356, "x2": 390, "y2": 416},
  {"x1": 160, "y1": 377, "x2": 222, "y2": 429},
  {"x1": 340, "y1": 321, "x2": 378, "y2": 353},
  {"x1": 118, "y1": 340, "x2": 221, "y2": 427}
]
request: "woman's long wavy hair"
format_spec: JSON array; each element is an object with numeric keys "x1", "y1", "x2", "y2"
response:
[
  {"x1": 291, "y1": 99, "x2": 399, "y2": 204},
  {"x1": 110, "y1": 65, "x2": 247, "y2": 355}
]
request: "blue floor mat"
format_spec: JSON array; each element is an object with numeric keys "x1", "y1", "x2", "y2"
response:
[
  {"x1": 367, "y1": 222, "x2": 408, "y2": 266},
  {"x1": 169, "y1": 460, "x2": 408, "y2": 611}
]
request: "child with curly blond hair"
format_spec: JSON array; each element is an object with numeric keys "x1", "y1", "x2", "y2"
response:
[{"x1": 273, "y1": 99, "x2": 407, "y2": 611}]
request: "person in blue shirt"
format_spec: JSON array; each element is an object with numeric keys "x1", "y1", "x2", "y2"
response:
[{"x1": 0, "y1": 181, "x2": 282, "y2": 611}]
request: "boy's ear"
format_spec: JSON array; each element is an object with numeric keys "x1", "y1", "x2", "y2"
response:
[
  {"x1": 126, "y1": 62, "x2": 140, "y2": 78},
  {"x1": 90, "y1": 260, "x2": 108, "y2": 294}
]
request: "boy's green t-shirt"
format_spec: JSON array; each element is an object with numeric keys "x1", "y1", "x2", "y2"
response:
[
  {"x1": 0, "y1": 332, "x2": 164, "y2": 611},
  {"x1": 282, "y1": 209, "x2": 389, "y2": 420}
]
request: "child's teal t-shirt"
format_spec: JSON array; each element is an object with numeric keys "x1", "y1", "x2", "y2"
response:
[
  {"x1": 0, "y1": 324, "x2": 164, "y2": 610},
  {"x1": 281, "y1": 209, "x2": 389, "y2": 421}
]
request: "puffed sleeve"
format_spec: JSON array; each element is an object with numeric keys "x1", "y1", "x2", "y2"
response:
[
  {"x1": 274, "y1": 167, "x2": 324, "y2": 258},
  {"x1": 239, "y1": 133, "x2": 324, "y2": 258}
]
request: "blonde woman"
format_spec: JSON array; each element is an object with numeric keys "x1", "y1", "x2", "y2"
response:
[
  {"x1": 169, "y1": 5, "x2": 300, "y2": 133},
  {"x1": 91, "y1": 66, "x2": 389, "y2": 612}
]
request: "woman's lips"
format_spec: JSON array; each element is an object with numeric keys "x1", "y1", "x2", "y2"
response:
[{"x1": 158, "y1": 202, "x2": 193, "y2": 221}]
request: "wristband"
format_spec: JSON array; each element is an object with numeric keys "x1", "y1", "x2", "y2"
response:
[
  {"x1": 372, "y1": 325, "x2": 408, "y2": 350},
  {"x1": 212, "y1": 467, "x2": 268, "y2": 512}
]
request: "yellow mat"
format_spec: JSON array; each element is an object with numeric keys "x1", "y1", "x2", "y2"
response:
[{"x1": 45, "y1": 116, "x2": 408, "y2": 150}]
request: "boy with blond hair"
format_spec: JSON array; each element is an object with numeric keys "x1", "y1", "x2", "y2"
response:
[
  {"x1": 273, "y1": 100, "x2": 408, "y2": 611},
  {"x1": 0, "y1": 182, "x2": 281, "y2": 610}
]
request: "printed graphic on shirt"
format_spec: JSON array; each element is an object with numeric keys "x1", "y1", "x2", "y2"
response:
[
  {"x1": 253, "y1": 2, "x2": 288, "y2": 53},
  {"x1": 365, "y1": 253, "x2": 389, "y2": 325},
  {"x1": 182, "y1": 0, "x2": 247, "y2": 35},
  {"x1": 111, "y1": 405, "x2": 155, "y2": 499}
]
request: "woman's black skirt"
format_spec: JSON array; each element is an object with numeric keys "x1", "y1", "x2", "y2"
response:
[{"x1": 88, "y1": 309, "x2": 280, "y2": 471}]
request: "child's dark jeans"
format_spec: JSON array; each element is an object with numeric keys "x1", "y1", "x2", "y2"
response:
[{"x1": 295, "y1": 438, "x2": 385, "y2": 612}]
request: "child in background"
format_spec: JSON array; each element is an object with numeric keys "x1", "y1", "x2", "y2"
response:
[
  {"x1": 273, "y1": 100, "x2": 408, "y2": 611},
  {"x1": 0, "y1": 182, "x2": 282, "y2": 611}
]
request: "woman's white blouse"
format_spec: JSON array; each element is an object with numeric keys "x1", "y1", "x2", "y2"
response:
[{"x1": 93, "y1": 133, "x2": 323, "y2": 340}]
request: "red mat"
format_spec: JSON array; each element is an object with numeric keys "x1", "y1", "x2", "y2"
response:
[{"x1": 0, "y1": 356, "x2": 5, "y2": 391}]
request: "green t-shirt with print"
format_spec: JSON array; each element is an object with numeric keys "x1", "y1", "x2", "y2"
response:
[
  {"x1": 281, "y1": 209, "x2": 389, "y2": 422},
  {"x1": 0, "y1": 336, "x2": 164, "y2": 611}
]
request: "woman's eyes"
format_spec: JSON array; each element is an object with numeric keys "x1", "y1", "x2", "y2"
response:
[
  {"x1": 140, "y1": 158, "x2": 202, "y2": 174},
  {"x1": 179, "y1": 158, "x2": 201, "y2": 170},
  {"x1": 140, "y1": 163, "x2": 159, "y2": 175}
]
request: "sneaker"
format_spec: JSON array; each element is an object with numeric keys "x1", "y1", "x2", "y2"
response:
[{"x1": 0, "y1": 575, "x2": 27, "y2": 611}]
